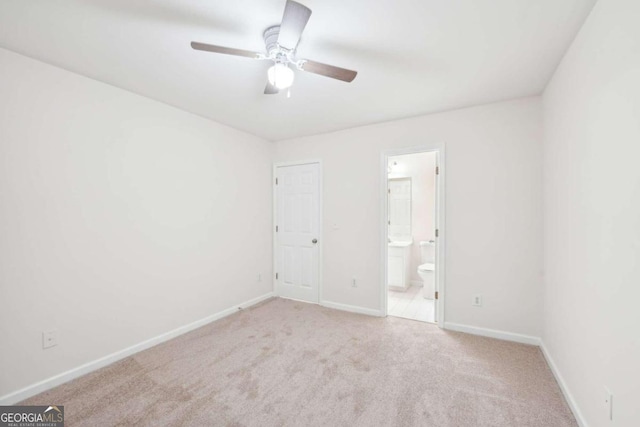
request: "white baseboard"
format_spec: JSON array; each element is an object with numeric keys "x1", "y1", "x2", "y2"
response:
[
  {"x1": 0, "y1": 292, "x2": 274, "y2": 405},
  {"x1": 320, "y1": 300, "x2": 383, "y2": 317},
  {"x1": 539, "y1": 341, "x2": 588, "y2": 427},
  {"x1": 444, "y1": 322, "x2": 541, "y2": 346}
]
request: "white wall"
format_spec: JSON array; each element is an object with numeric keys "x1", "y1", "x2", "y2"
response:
[
  {"x1": 542, "y1": 0, "x2": 640, "y2": 425},
  {"x1": 0, "y1": 48, "x2": 273, "y2": 399},
  {"x1": 388, "y1": 152, "x2": 437, "y2": 282},
  {"x1": 275, "y1": 97, "x2": 543, "y2": 337}
]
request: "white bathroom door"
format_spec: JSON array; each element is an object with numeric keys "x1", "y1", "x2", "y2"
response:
[{"x1": 275, "y1": 163, "x2": 320, "y2": 303}]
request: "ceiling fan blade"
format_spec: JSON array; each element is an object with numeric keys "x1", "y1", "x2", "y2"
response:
[
  {"x1": 264, "y1": 81, "x2": 279, "y2": 95},
  {"x1": 300, "y1": 60, "x2": 358, "y2": 82},
  {"x1": 277, "y1": 0, "x2": 312, "y2": 50},
  {"x1": 191, "y1": 42, "x2": 263, "y2": 59}
]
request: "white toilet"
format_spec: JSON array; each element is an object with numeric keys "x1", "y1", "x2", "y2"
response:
[{"x1": 417, "y1": 241, "x2": 436, "y2": 299}]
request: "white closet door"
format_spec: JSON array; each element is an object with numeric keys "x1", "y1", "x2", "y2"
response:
[{"x1": 275, "y1": 163, "x2": 320, "y2": 303}]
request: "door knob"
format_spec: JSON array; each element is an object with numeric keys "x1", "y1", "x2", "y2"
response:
[{"x1": 312, "y1": 238, "x2": 318, "y2": 244}]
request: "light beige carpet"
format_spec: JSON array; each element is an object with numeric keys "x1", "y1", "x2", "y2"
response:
[{"x1": 22, "y1": 298, "x2": 577, "y2": 426}]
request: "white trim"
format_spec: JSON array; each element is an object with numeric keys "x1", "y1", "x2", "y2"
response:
[
  {"x1": 320, "y1": 300, "x2": 383, "y2": 317},
  {"x1": 0, "y1": 292, "x2": 274, "y2": 405},
  {"x1": 381, "y1": 143, "x2": 446, "y2": 327},
  {"x1": 273, "y1": 160, "x2": 323, "y2": 304},
  {"x1": 540, "y1": 341, "x2": 588, "y2": 427},
  {"x1": 444, "y1": 322, "x2": 541, "y2": 346}
]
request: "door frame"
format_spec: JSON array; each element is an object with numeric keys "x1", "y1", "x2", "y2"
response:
[
  {"x1": 380, "y1": 144, "x2": 446, "y2": 326},
  {"x1": 272, "y1": 160, "x2": 323, "y2": 303}
]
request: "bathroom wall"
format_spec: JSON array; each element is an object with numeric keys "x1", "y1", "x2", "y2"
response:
[
  {"x1": 0, "y1": 48, "x2": 274, "y2": 400},
  {"x1": 541, "y1": 0, "x2": 640, "y2": 424},
  {"x1": 388, "y1": 152, "x2": 437, "y2": 283},
  {"x1": 275, "y1": 96, "x2": 543, "y2": 338}
]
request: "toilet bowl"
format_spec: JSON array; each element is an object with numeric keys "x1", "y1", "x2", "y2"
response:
[
  {"x1": 418, "y1": 263, "x2": 435, "y2": 299},
  {"x1": 418, "y1": 240, "x2": 436, "y2": 299}
]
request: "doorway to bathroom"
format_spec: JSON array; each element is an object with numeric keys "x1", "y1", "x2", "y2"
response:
[{"x1": 381, "y1": 146, "x2": 444, "y2": 325}]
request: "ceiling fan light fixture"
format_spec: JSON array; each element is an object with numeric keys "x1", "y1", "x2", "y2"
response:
[{"x1": 267, "y1": 63, "x2": 295, "y2": 89}]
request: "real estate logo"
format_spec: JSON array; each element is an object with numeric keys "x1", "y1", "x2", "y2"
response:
[{"x1": 0, "y1": 405, "x2": 64, "y2": 427}]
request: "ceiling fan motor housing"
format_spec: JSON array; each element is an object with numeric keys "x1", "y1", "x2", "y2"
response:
[{"x1": 263, "y1": 26, "x2": 282, "y2": 56}]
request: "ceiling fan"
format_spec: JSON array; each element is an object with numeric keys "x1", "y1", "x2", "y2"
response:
[{"x1": 190, "y1": 0, "x2": 358, "y2": 95}]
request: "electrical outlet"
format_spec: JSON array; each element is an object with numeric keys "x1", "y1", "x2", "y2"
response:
[
  {"x1": 473, "y1": 295, "x2": 483, "y2": 307},
  {"x1": 604, "y1": 387, "x2": 613, "y2": 421},
  {"x1": 352, "y1": 277, "x2": 357, "y2": 287},
  {"x1": 42, "y1": 330, "x2": 58, "y2": 349}
]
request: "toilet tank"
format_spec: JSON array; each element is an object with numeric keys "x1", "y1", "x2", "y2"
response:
[{"x1": 419, "y1": 240, "x2": 435, "y2": 263}]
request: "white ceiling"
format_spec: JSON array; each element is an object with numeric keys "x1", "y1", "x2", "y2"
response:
[{"x1": 0, "y1": 0, "x2": 596, "y2": 141}]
